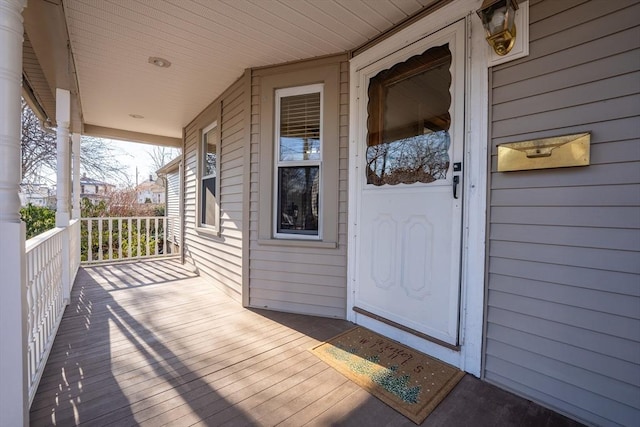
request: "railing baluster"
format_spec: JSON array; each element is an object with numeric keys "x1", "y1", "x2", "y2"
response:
[
  {"x1": 108, "y1": 218, "x2": 113, "y2": 261},
  {"x1": 163, "y1": 217, "x2": 168, "y2": 255},
  {"x1": 98, "y1": 219, "x2": 103, "y2": 262},
  {"x1": 146, "y1": 218, "x2": 150, "y2": 258},
  {"x1": 137, "y1": 218, "x2": 141, "y2": 258},
  {"x1": 128, "y1": 218, "x2": 132, "y2": 259},
  {"x1": 118, "y1": 218, "x2": 123, "y2": 260},
  {"x1": 87, "y1": 219, "x2": 92, "y2": 263},
  {"x1": 154, "y1": 217, "x2": 159, "y2": 256}
]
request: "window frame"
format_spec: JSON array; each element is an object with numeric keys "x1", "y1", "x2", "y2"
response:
[
  {"x1": 198, "y1": 121, "x2": 220, "y2": 235},
  {"x1": 273, "y1": 83, "x2": 324, "y2": 240}
]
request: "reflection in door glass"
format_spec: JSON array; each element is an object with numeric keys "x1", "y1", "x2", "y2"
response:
[{"x1": 367, "y1": 44, "x2": 452, "y2": 185}]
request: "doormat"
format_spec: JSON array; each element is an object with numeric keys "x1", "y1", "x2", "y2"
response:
[{"x1": 311, "y1": 326, "x2": 464, "y2": 424}]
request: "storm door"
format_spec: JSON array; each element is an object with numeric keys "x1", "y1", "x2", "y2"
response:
[{"x1": 354, "y1": 23, "x2": 465, "y2": 346}]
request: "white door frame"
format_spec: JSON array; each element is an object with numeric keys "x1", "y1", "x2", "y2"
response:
[{"x1": 347, "y1": 0, "x2": 489, "y2": 376}]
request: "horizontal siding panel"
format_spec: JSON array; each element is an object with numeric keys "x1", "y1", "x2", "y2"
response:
[
  {"x1": 490, "y1": 223, "x2": 640, "y2": 251},
  {"x1": 484, "y1": 371, "x2": 613, "y2": 427},
  {"x1": 493, "y1": 49, "x2": 640, "y2": 104},
  {"x1": 493, "y1": 93, "x2": 639, "y2": 138},
  {"x1": 491, "y1": 184, "x2": 640, "y2": 207},
  {"x1": 527, "y1": 1, "x2": 639, "y2": 52},
  {"x1": 492, "y1": 116, "x2": 640, "y2": 148},
  {"x1": 489, "y1": 273, "x2": 640, "y2": 319},
  {"x1": 486, "y1": 323, "x2": 639, "y2": 387},
  {"x1": 492, "y1": 26, "x2": 639, "y2": 88},
  {"x1": 490, "y1": 206, "x2": 640, "y2": 229},
  {"x1": 250, "y1": 242, "x2": 344, "y2": 257},
  {"x1": 487, "y1": 307, "x2": 639, "y2": 365},
  {"x1": 250, "y1": 259, "x2": 345, "y2": 277},
  {"x1": 490, "y1": 163, "x2": 640, "y2": 189},
  {"x1": 250, "y1": 288, "x2": 345, "y2": 310},
  {"x1": 249, "y1": 269, "x2": 345, "y2": 288},
  {"x1": 486, "y1": 340, "x2": 639, "y2": 409},
  {"x1": 488, "y1": 290, "x2": 640, "y2": 341},
  {"x1": 489, "y1": 257, "x2": 639, "y2": 296},
  {"x1": 250, "y1": 249, "x2": 346, "y2": 266},
  {"x1": 484, "y1": 358, "x2": 637, "y2": 427},
  {"x1": 250, "y1": 278, "x2": 346, "y2": 298},
  {"x1": 493, "y1": 71, "x2": 640, "y2": 121},
  {"x1": 249, "y1": 298, "x2": 344, "y2": 319},
  {"x1": 490, "y1": 240, "x2": 639, "y2": 274}
]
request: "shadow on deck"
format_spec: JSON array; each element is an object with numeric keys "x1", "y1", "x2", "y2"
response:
[{"x1": 30, "y1": 260, "x2": 582, "y2": 426}]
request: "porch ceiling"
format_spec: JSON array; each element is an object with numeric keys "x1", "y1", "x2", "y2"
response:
[{"x1": 55, "y1": 0, "x2": 439, "y2": 142}]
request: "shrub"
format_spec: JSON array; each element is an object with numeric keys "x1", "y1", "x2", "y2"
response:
[{"x1": 20, "y1": 204, "x2": 56, "y2": 239}]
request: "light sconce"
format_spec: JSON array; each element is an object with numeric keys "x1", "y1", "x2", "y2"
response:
[{"x1": 477, "y1": 0, "x2": 519, "y2": 56}]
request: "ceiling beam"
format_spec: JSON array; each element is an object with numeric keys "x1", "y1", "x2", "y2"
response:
[{"x1": 83, "y1": 125, "x2": 182, "y2": 148}]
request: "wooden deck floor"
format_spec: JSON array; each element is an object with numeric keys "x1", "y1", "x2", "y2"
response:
[{"x1": 31, "y1": 260, "x2": 582, "y2": 427}]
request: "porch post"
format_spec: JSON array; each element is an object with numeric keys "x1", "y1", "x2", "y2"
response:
[
  {"x1": 56, "y1": 88, "x2": 71, "y2": 302},
  {"x1": 0, "y1": 0, "x2": 30, "y2": 426},
  {"x1": 72, "y1": 132, "x2": 81, "y2": 219},
  {"x1": 56, "y1": 88, "x2": 71, "y2": 227}
]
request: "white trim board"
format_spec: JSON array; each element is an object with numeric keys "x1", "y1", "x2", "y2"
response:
[{"x1": 347, "y1": 0, "x2": 490, "y2": 377}]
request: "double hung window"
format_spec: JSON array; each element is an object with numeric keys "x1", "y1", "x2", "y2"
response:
[
  {"x1": 200, "y1": 122, "x2": 219, "y2": 231},
  {"x1": 274, "y1": 84, "x2": 323, "y2": 238}
]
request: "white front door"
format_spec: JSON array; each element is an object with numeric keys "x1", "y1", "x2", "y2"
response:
[{"x1": 353, "y1": 22, "x2": 465, "y2": 346}]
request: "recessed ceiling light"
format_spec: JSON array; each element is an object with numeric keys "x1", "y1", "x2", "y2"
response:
[
  {"x1": 148, "y1": 56, "x2": 171, "y2": 68},
  {"x1": 129, "y1": 114, "x2": 144, "y2": 119}
]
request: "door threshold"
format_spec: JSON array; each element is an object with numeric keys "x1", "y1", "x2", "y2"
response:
[{"x1": 353, "y1": 306, "x2": 461, "y2": 351}]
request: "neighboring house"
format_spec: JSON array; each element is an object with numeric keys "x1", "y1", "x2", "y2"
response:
[
  {"x1": 80, "y1": 175, "x2": 114, "y2": 203},
  {"x1": 157, "y1": 157, "x2": 182, "y2": 254},
  {"x1": 19, "y1": 183, "x2": 53, "y2": 208},
  {"x1": 135, "y1": 175, "x2": 165, "y2": 205},
  {"x1": 4, "y1": 1, "x2": 638, "y2": 426}
]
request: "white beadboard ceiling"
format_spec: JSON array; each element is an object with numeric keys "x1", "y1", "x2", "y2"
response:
[{"x1": 63, "y1": 0, "x2": 438, "y2": 139}]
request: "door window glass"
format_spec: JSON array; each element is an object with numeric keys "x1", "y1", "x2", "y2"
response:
[{"x1": 367, "y1": 44, "x2": 452, "y2": 185}]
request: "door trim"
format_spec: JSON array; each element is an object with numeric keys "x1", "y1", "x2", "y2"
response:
[{"x1": 347, "y1": 1, "x2": 490, "y2": 376}]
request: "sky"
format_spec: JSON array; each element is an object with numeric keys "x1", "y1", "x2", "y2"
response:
[{"x1": 100, "y1": 139, "x2": 180, "y2": 188}]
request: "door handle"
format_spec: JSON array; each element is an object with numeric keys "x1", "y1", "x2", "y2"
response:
[{"x1": 453, "y1": 175, "x2": 460, "y2": 199}]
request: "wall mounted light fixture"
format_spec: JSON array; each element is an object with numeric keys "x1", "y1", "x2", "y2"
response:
[{"x1": 476, "y1": 0, "x2": 519, "y2": 56}]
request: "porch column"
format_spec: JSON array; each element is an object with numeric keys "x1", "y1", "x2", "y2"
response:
[
  {"x1": 72, "y1": 132, "x2": 81, "y2": 219},
  {"x1": 56, "y1": 88, "x2": 71, "y2": 227},
  {"x1": 0, "y1": 0, "x2": 29, "y2": 426},
  {"x1": 56, "y1": 88, "x2": 71, "y2": 302}
]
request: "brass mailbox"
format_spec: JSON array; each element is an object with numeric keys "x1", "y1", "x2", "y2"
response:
[{"x1": 497, "y1": 132, "x2": 590, "y2": 172}]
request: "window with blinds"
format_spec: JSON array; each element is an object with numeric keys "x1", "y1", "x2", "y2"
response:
[{"x1": 275, "y1": 84, "x2": 323, "y2": 238}]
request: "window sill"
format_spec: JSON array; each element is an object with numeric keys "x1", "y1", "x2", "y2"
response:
[
  {"x1": 196, "y1": 226, "x2": 220, "y2": 239},
  {"x1": 257, "y1": 238, "x2": 337, "y2": 249}
]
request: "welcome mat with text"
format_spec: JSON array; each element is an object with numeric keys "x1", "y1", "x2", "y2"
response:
[{"x1": 311, "y1": 326, "x2": 465, "y2": 424}]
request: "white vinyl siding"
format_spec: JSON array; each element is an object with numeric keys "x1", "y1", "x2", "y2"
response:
[
  {"x1": 183, "y1": 77, "x2": 245, "y2": 301},
  {"x1": 166, "y1": 169, "x2": 180, "y2": 247},
  {"x1": 484, "y1": 1, "x2": 640, "y2": 426},
  {"x1": 250, "y1": 56, "x2": 349, "y2": 318}
]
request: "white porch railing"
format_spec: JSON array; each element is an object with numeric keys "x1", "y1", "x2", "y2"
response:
[
  {"x1": 69, "y1": 218, "x2": 81, "y2": 278},
  {"x1": 25, "y1": 219, "x2": 80, "y2": 404},
  {"x1": 81, "y1": 216, "x2": 178, "y2": 264}
]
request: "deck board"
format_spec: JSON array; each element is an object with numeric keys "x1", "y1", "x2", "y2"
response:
[{"x1": 30, "y1": 260, "x2": 583, "y2": 426}]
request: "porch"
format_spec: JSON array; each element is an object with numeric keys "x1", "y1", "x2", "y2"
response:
[{"x1": 30, "y1": 259, "x2": 580, "y2": 427}]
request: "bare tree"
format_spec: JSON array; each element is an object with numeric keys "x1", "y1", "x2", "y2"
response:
[
  {"x1": 21, "y1": 99, "x2": 129, "y2": 185},
  {"x1": 148, "y1": 146, "x2": 179, "y2": 177}
]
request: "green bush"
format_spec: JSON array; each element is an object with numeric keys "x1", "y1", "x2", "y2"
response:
[{"x1": 20, "y1": 204, "x2": 56, "y2": 239}]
